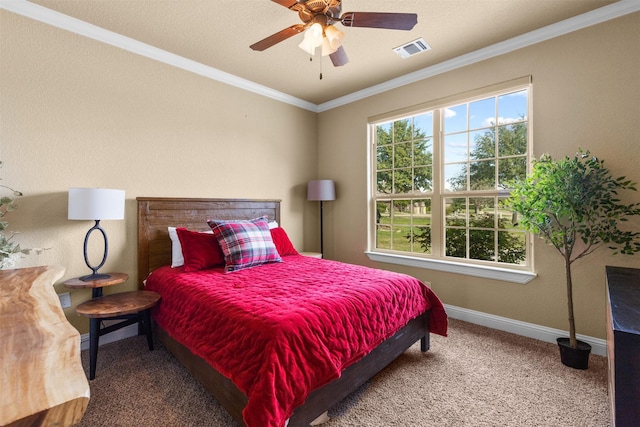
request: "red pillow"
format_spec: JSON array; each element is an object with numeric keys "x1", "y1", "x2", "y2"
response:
[
  {"x1": 175, "y1": 228, "x2": 225, "y2": 272},
  {"x1": 270, "y1": 227, "x2": 298, "y2": 256}
]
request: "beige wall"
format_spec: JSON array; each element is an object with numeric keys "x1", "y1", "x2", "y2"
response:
[
  {"x1": 0, "y1": 11, "x2": 319, "y2": 333},
  {"x1": 2, "y1": 8, "x2": 639, "y2": 340},
  {"x1": 318, "y1": 12, "x2": 640, "y2": 340}
]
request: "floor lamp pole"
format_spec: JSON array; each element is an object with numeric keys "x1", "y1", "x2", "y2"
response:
[{"x1": 319, "y1": 200, "x2": 325, "y2": 258}]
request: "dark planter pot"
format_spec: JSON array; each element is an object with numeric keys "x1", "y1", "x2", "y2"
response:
[{"x1": 557, "y1": 338, "x2": 591, "y2": 370}]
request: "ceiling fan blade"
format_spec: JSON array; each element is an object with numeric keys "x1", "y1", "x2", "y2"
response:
[
  {"x1": 330, "y1": 46, "x2": 349, "y2": 67},
  {"x1": 340, "y1": 12, "x2": 417, "y2": 30},
  {"x1": 250, "y1": 24, "x2": 305, "y2": 51}
]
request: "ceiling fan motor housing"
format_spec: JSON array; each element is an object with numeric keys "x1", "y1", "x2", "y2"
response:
[{"x1": 298, "y1": 0, "x2": 341, "y2": 24}]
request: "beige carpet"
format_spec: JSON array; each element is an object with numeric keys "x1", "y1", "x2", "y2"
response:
[{"x1": 77, "y1": 319, "x2": 610, "y2": 426}]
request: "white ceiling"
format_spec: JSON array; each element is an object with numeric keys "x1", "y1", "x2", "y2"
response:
[{"x1": 5, "y1": 0, "x2": 637, "y2": 109}]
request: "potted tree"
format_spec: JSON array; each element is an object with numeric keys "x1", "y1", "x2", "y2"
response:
[{"x1": 508, "y1": 149, "x2": 640, "y2": 369}]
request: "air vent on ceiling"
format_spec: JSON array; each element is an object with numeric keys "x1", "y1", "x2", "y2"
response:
[{"x1": 393, "y1": 38, "x2": 431, "y2": 59}]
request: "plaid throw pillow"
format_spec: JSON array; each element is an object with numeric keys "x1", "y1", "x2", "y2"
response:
[{"x1": 207, "y1": 216, "x2": 282, "y2": 273}]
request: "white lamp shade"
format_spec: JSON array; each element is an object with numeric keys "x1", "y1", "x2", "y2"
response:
[
  {"x1": 321, "y1": 37, "x2": 338, "y2": 56},
  {"x1": 308, "y1": 180, "x2": 336, "y2": 201},
  {"x1": 299, "y1": 23, "x2": 323, "y2": 55},
  {"x1": 68, "y1": 188, "x2": 125, "y2": 220},
  {"x1": 298, "y1": 37, "x2": 317, "y2": 55}
]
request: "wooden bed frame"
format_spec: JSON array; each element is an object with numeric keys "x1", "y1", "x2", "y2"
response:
[{"x1": 137, "y1": 197, "x2": 431, "y2": 427}]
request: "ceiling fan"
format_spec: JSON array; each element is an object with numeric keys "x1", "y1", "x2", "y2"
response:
[{"x1": 249, "y1": 0, "x2": 418, "y2": 67}]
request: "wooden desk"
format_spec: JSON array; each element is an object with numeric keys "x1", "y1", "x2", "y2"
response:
[
  {"x1": 65, "y1": 273, "x2": 160, "y2": 380},
  {"x1": 1, "y1": 265, "x2": 89, "y2": 427}
]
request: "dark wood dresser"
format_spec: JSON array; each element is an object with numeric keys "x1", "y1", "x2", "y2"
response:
[{"x1": 605, "y1": 266, "x2": 640, "y2": 427}]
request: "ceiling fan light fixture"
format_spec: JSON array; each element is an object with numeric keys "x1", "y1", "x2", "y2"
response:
[
  {"x1": 324, "y1": 25, "x2": 344, "y2": 50},
  {"x1": 298, "y1": 37, "x2": 317, "y2": 55},
  {"x1": 298, "y1": 22, "x2": 324, "y2": 55},
  {"x1": 321, "y1": 36, "x2": 338, "y2": 56}
]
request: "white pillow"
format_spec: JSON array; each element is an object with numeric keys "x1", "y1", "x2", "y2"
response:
[
  {"x1": 168, "y1": 226, "x2": 213, "y2": 268},
  {"x1": 268, "y1": 221, "x2": 278, "y2": 229}
]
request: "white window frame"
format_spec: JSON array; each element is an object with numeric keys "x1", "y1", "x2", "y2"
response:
[{"x1": 366, "y1": 76, "x2": 536, "y2": 284}]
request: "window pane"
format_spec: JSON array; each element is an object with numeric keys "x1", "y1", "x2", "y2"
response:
[
  {"x1": 414, "y1": 138, "x2": 432, "y2": 166},
  {"x1": 498, "y1": 157, "x2": 526, "y2": 189},
  {"x1": 444, "y1": 104, "x2": 467, "y2": 133},
  {"x1": 469, "y1": 229, "x2": 495, "y2": 261},
  {"x1": 469, "y1": 198, "x2": 495, "y2": 227},
  {"x1": 445, "y1": 197, "x2": 466, "y2": 226},
  {"x1": 376, "y1": 171, "x2": 392, "y2": 194},
  {"x1": 497, "y1": 230, "x2": 526, "y2": 264},
  {"x1": 444, "y1": 163, "x2": 466, "y2": 191},
  {"x1": 394, "y1": 119, "x2": 413, "y2": 142},
  {"x1": 498, "y1": 122, "x2": 527, "y2": 156},
  {"x1": 376, "y1": 122, "x2": 392, "y2": 145},
  {"x1": 392, "y1": 225, "x2": 412, "y2": 252},
  {"x1": 393, "y1": 200, "x2": 411, "y2": 218},
  {"x1": 394, "y1": 142, "x2": 412, "y2": 168},
  {"x1": 497, "y1": 197, "x2": 519, "y2": 229},
  {"x1": 470, "y1": 128, "x2": 495, "y2": 160},
  {"x1": 377, "y1": 144, "x2": 393, "y2": 170},
  {"x1": 393, "y1": 169, "x2": 412, "y2": 194},
  {"x1": 413, "y1": 166, "x2": 432, "y2": 192},
  {"x1": 411, "y1": 225, "x2": 431, "y2": 254},
  {"x1": 445, "y1": 228, "x2": 467, "y2": 258},
  {"x1": 497, "y1": 90, "x2": 528, "y2": 124},
  {"x1": 414, "y1": 112, "x2": 433, "y2": 139},
  {"x1": 469, "y1": 160, "x2": 495, "y2": 190},
  {"x1": 412, "y1": 199, "x2": 431, "y2": 222},
  {"x1": 444, "y1": 133, "x2": 467, "y2": 163},
  {"x1": 469, "y1": 97, "x2": 496, "y2": 130},
  {"x1": 375, "y1": 201, "x2": 391, "y2": 249}
]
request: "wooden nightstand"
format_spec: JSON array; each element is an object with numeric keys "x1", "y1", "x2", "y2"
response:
[
  {"x1": 300, "y1": 252, "x2": 323, "y2": 259},
  {"x1": 64, "y1": 273, "x2": 161, "y2": 380}
]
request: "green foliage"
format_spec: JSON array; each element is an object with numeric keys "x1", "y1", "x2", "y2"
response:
[
  {"x1": 411, "y1": 214, "x2": 526, "y2": 264},
  {"x1": 508, "y1": 150, "x2": 640, "y2": 261},
  {"x1": 507, "y1": 149, "x2": 640, "y2": 349},
  {"x1": 376, "y1": 118, "x2": 433, "y2": 195},
  {"x1": 0, "y1": 162, "x2": 29, "y2": 269}
]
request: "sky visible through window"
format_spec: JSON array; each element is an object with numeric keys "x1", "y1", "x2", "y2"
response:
[{"x1": 443, "y1": 90, "x2": 528, "y2": 190}]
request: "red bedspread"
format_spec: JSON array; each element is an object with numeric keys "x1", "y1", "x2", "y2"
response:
[{"x1": 145, "y1": 255, "x2": 447, "y2": 427}]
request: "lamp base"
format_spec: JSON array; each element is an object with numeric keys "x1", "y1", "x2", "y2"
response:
[{"x1": 79, "y1": 272, "x2": 112, "y2": 282}]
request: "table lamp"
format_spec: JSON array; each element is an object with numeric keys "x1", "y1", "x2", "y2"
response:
[{"x1": 68, "y1": 188, "x2": 125, "y2": 281}]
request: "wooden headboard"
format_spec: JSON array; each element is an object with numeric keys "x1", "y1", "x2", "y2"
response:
[{"x1": 137, "y1": 197, "x2": 281, "y2": 287}]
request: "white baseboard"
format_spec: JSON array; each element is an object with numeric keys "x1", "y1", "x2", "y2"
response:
[
  {"x1": 80, "y1": 305, "x2": 607, "y2": 357},
  {"x1": 80, "y1": 323, "x2": 139, "y2": 351},
  {"x1": 444, "y1": 304, "x2": 607, "y2": 357}
]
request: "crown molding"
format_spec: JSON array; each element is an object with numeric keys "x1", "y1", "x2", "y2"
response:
[
  {"x1": 317, "y1": 0, "x2": 640, "y2": 112},
  {"x1": 2, "y1": 0, "x2": 638, "y2": 113}
]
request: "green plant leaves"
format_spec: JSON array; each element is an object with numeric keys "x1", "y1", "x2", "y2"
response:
[{"x1": 507, "y1": 149, "x2": 640, "y2": 262}]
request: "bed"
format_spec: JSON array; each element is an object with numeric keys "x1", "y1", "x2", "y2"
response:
[{"x1": 137, "y1": 197, "x2": 447, "y2": 427}]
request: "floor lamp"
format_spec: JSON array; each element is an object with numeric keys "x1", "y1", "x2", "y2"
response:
[{"x1": 307, "y1": 180, "x2": 336, "y2": 258}]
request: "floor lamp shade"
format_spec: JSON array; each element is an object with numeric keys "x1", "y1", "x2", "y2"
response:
[
  {"x1": 307, "y1": 180, "x2": 336, "y2": 202},
  {"x1": 68, "y1": 188, "x2": 125, "y2": 281},
  {"x1": 307, "y1": 180, "x2": 335, "y2": 258}
]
